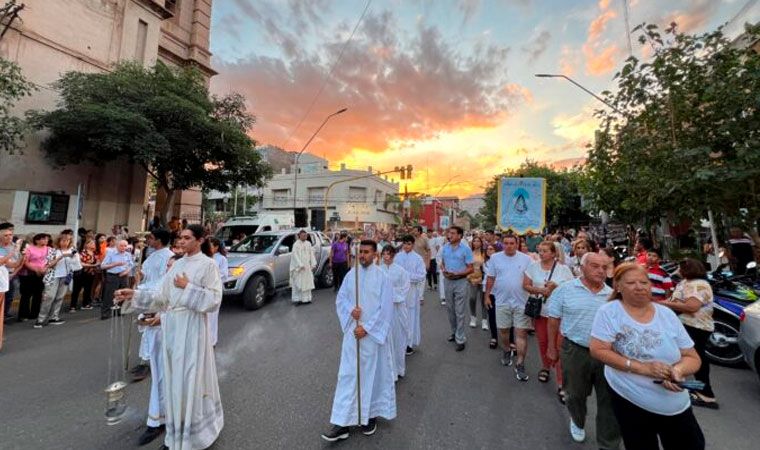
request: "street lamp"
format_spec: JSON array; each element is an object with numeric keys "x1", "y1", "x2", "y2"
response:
[
  {"x1": 534, "y1": 73, "x2": 625, "y2": 116},
  {"x1": 293, "y1": 107, "x2": 348, "y2": 210}
]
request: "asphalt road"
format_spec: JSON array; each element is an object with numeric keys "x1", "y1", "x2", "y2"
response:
[{"x1": 1, "y1": 286, "x2": 760, "y2": 450}]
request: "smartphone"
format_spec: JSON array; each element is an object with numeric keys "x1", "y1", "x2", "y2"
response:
[{"x1": 653, "y1": 379, "x2": 705, "y2": 391}]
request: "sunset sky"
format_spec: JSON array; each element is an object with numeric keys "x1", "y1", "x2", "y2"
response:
[{"x1": 209, "y1": 0, "x2": 759, "y2": 198}]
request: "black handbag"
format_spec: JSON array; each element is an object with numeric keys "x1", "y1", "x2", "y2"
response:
[{"x1": 524, "y1": 261, "x2": 557, "y2": 319}]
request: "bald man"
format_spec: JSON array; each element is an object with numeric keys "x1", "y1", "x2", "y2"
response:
[{"x1": 100, "y1": 239, "x2": 134, "y2": 320}]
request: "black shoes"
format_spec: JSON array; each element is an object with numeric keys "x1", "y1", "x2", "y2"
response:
[
  {"x1": 455, "y1": 343, "x2": 466, "y2": 352},
  {"x1": 48, "y1": 318, "x2": 65, "y2": 325},
  {"x1": 321, "y1": 425, "x2": 350, "y2": 442},
  {"x1": 131, "y1": 364, "x2": 150, "y2": 383},
  {"x1": 137, "y1": 425, "x2": 164, "y2": 446},
  {"x1": 361, "y1": 418, "x2": 377, "y2": 436},
  {"x1": 447, "y1": 334, "x2": 455, "y2": 342},
  {"x1": 405, "y1": 346, "x2": 415, "y2": 356}
]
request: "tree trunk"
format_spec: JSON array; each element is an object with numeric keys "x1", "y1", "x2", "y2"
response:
[{"x1": 158, "y1": 187, "x2": 177, "y2": 226}]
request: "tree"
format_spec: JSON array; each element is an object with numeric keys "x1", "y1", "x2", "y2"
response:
[
  {"x1": 478, "y1": 160, "x2": 589, "y2": 230},
  {"x1": 0, "y1": 57, "x2": 35, "y2": 154},
  {"x1": 582, "y1": 23, "x2": 760, "y2": 228},
  {"x1": 28, "y1": 62, "x2": 272, "y2": 221}
]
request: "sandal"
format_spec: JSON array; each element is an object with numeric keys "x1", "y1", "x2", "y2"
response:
[
  {"x1": 538, "y1": 369, "x2": 550, "y2": 383},
  {"x1": 690, "y1": 392, "x2": 719, "y2": 410},
  {"x1": 557, "y1": 388, "x2": 566, "y2": 405},
  {"x1": 488, "y1": 339, "x2": 498, "y2": 349}
]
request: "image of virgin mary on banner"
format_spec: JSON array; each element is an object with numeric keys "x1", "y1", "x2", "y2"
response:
[{"x1": 496, "y1": 177, "x2": 546, "y2": 234}]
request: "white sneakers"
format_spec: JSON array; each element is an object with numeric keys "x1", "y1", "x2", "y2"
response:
[
  {"x1": 469, "y1": 316, "x2": 477, "y2": 328},
  {"x1": 481, "y1": 319, "x2": 488, "y2": 330},
  {"x1": 569, "y1": 420, "x2": 586, "y2": 443}
]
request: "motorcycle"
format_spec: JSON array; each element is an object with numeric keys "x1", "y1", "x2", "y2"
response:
[{"x1": 705, "y1": 263, "x2": 759, "y2": 367}]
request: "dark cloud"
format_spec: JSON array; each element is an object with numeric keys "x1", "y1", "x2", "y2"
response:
[
  {"x1": 522, "y1": 30, "x2": 551, "y2": 62},
  {"x1": 212, "y1": 9, "x2": 521, "y2": 159}
]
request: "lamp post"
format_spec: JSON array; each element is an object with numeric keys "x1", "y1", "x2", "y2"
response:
[
  {"x1": 293, "y1": 107, "x2": 348, "y2": 211},
  {"x1": 534, "y1": 73, "x2": 625, "y2": 116}
]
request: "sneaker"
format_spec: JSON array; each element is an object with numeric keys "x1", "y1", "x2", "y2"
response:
[
  {"x1": 48, "y1": 318, "x2": 65, "y2": 325},
  {"x1": 405, "y1": 346, "x2": 415, "y2": 356},
  {"x1": 455, "y1": 343, "x2": 466, "y2": 352},
  {"x1": 33, "y1": 322, "x2": 44, "y2": 329},
  {"x1": 481, "y1": 319, "x2": 489, "y2": 330},
  {"x1": 469, "y1": 316, "x2": 477, "y2": 328},
  {"x1": 69, "y1": 308, "x2": 76, "y2": 313},
  {"x1": 569, "y1": 420, "x2": 586, "y2": 443},
  {"x1": 82, "y1": 305, "x2": 93, "y2": 310},
  {"x1": 447, "y1": 334, "x2": 455, "y2": 342},
  {"x1": 321, "y1": 425, "x2": 350, "y2": 442},
  {"x1": 500, "y1": 350, "x2": 513, "y2": 366},
  {"x1": 440, "y1": 300, "x2": 446, "y2": 306},
  {"x1": 361, "y1": 418, "x2": 377, "y2": 436},
  {"x1": 515, "y1": 364, "x2": 529, "y2": 381}
]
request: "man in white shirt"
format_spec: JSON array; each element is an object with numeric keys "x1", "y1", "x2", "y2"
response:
[{"x1": 485, "y1": 234, "x2": 533, "y2": 381}]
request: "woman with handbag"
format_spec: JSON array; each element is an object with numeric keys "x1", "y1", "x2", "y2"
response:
[
  {"x1": 34, "y1": 234, "x2": 75, "y2": 328},
  {"x1": 523, "y1": 241, "x2": 573, "y2": 400},
  {"x1": 467, "y1": 236, "x2": 487, "y2": 329}
]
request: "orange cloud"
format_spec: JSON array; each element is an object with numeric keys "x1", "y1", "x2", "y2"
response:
[
  {"x1": 589, "y1": 9, "x2": 617, "y2": 41},
  {"x1": 584, "y1": 44, "x2": 618, "y2": 76}
]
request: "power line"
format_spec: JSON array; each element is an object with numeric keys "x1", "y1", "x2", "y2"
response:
[{"x1": 278, "y1": 0, "x2": 373, "y2": 151}]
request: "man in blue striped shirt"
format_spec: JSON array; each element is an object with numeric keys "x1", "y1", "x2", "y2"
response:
[
  {"x1": 547, "y1": 252, "x2": 621, "y2": 449},
  {"x1": 100, "y1": 239, "x2": 134, "y2": 320}
]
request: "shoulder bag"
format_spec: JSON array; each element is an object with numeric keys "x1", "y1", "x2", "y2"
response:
[{"x1": 524, "y1": 260, "x2": 557, "y2": 319}]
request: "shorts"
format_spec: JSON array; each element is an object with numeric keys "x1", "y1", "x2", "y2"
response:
[{"x1": 495, "y1": 304, "x2": 533, "y2": 330}]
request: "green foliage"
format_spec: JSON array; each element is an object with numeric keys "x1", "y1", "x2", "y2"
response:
[
  {"x1": 0, "y1": 57, "x2": 35, "y2": 154},
  {"x1": 478, "y1": 160, "x2": 589, "y2": 230},
  {"x1": 27, "y1": 62, "x2": 271, "y2": 219},
  {"x1": 582, "y1": 23, "x2": 760, "y2": 226}
]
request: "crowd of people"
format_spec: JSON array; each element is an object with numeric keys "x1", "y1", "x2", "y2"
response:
[
  {"x1": 3, "y1": 217, "x2": 757, "y2": 449},
  {"x1": 0, "y1": 220, "x2": 230, "y2": 449},
  {"x1": 318, "y1": 223, "x2": 751, "y2": 450}
]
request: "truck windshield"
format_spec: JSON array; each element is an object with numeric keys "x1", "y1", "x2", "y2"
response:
[
  {"x1": 216, "y1": 225, "x2": 260, "y2": 247},
  {"x1": 229, "y1": 234, "x2": 279, "y2": 254}
]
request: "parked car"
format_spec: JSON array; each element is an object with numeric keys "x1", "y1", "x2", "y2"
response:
[
  {"x1": 215, "y1": 214, "x2": 295, "y2": 247},
  {"x1": 223, "y1": 229, "x2": 333, "y2": 310},
  {"x1": 739, "y1": 294, "x2": 760, "y2": 383}
]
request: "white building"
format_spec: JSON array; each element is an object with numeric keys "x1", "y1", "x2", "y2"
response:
[
  {"x1": 460, "y1": 194, "x2": 485, "y2": 218},
  {"x1": 263, "y1": 155, "x2": 400, "y2": 231}
]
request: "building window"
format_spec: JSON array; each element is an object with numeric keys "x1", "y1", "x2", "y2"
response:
[
  {"x1": 135, "y1": 19, "x2": 148, "y2": 63},
  {"x1": 307, "y1": 187, "x2": 325, "y2": 204},
  {"x1": 374, "y1": 190, "x2": 382, "y2": 205},
  {"x1": 348, "y1": 187, "x2": 366, "y2": 202},
  {"x1": 273, "y1": 189, "x2": 289, "y2": 205}
]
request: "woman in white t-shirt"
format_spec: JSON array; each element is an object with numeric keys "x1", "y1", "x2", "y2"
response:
[
  {"x1": 590, "y1": 263, "x2": 704, "y2": 450},
  {"x1": 523, "y1": 241, "x2": 573, "y2": 400}
]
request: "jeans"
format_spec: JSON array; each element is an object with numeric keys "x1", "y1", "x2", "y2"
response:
[
  {"x1": 427, "y1": 259, "x2": 438, "y2": 288},
  {"x1": 331, "y1": 262, "x2": 348, "y2": 292},
  {"x1": 444, "y1": 278, "x2": 469, "y2": 344},
  {"x1": 685, "y1": 325, "x2": 714, "y2": 398},
  {"x1": 609, "y1": 388, "x2": 704, "y2": 450},
  {"x1": 561, "y1": 339, "x2": 621, "y2": 449},
  {"x1": 71, "y1": 270, "x2": 94, "y2": 309},
  {"x1": 18, "y1": 274, "x2": 44, "y2": 321},
  {"x1": 37, "y1": 278, "x2": 68, "y2": 324},
  {"x1": 468, "y1": 283, "x2": 486, "y2": 320}
]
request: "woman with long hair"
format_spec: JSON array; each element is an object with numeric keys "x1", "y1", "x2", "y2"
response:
[
  {"x1": 467, "y1": 236, "x2": 488, "y2": 330},
  {"x1": 481, "y1": 244, "x2": 499, "y2": 349},
  {"x1": 18, "y1": 233, "x2": 49, "y2": 321},
  {"x1": 91, "y1": 233, "x2": 108, "y2": 305},
  {"x1": 35, "y1": 233, "x2": 75, "y2": 327},
  {"x1": 569, "y1": 240, "x2": 590, "y2": 277},
  {"x1": 523, "y1": 241, "x2": 574, "y2": 401},
  {"x1": 71, "y1": 239, "x2": 98, "y2": 311}
]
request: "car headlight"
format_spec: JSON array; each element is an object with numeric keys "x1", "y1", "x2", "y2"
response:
[{"x1": 229, "y1": 266, "x2": 245, "y2": 278}]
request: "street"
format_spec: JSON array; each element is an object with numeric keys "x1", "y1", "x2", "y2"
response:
[{"x1": 1, "y1": 287, "x2": 759, "y2": 450}]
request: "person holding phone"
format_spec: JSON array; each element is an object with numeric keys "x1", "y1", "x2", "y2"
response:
[{"x1": 590, "y1": 263, "x2": 704, "y2": 450}]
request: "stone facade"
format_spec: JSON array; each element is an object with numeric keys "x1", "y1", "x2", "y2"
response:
[{"x1": 0, "y1": 0, "x2": 214, "y2": 234}]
